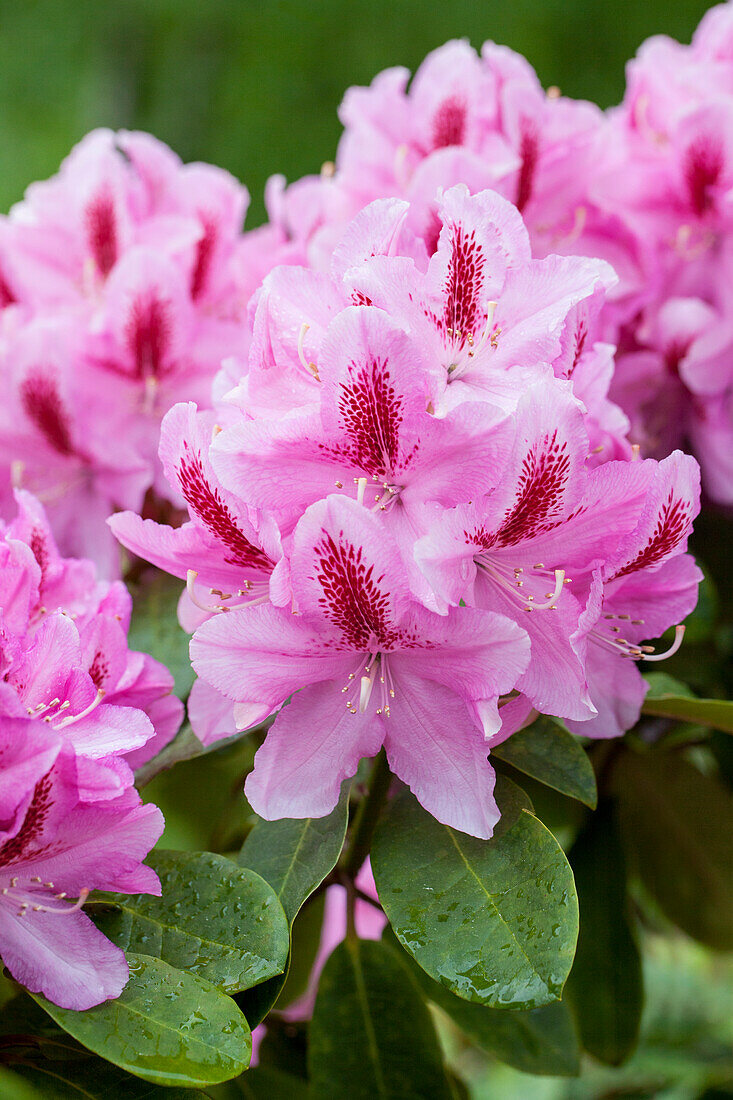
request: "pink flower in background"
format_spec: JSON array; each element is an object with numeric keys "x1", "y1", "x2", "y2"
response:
[
  {"x1": 0, "y1": 129, "x2": 257, "y2": 571},
  {"x1": 0, "y1": 720, "x2": 163, "y2": 1009}
]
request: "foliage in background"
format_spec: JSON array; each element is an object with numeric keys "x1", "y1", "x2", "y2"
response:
[{"x1": 0, "y1": 0, "x2": 713, "y2": 222}]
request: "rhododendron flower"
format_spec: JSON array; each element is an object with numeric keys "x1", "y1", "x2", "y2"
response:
[
  {"x1": 0, "y1": 719, "x2": 163, "y2": 1009},
  {"x1": 192, "y1": 495, "x2": 530, "y2": 839},
  {"x1": 1, "y1": 489, "x2": 183, "y2": 775},
  {"x1": 0, "y1": 128, "x2": 259, "y2": 570},
  {"x1": 567, "y1": 451, "x2": 702, "y2": 739}
]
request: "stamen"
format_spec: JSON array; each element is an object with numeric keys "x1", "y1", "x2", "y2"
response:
[
  {"x1": 359, "y1": 662, "x2": 378, "y2": 713},
  {"x1": 54, "y1": 689, "x2": 104, "y2": 729},
  {"x1": 10, "y1": 459, "x2": 24, "y2": 489},
  {"x1": 31, "y1": 889, "x2": 89, "y2": 915},
  {"x1": 142, "y1": 375, "x2": 158, "y2": 415},
  {"x1": 631, "y1": 444, "x2": 641, "y2": 461},
  {"x1": 467, "y1": 301, "x2": 498, "y2": 358},
  {"x1": 641, "y1": 625, "x2": 685, "y2": 663},
  {"x1": 531, "y1": 569, "x2": 565, "y2": 610},
  {"x1": 297, "y1": 323, "x2": 320, "y2": 380},
  {"x1": 356, "y1": 476, "x2": 367, "y2": 507},
  {"x1": 187, "y1": 570, "x2": 222, "y2": 613}
]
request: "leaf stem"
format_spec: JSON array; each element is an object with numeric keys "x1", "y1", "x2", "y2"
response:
[{"x1": 341, "y1": 750, "x2": 392, "y2": 879}]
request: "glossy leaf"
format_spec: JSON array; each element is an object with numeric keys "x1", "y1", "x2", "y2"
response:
[
  {"x1": 127, "y1": 572, "x2": 194, "y2": 700},
  {"x1": 92, "y1": 851, "x2": 288, "y2": 995},
  {"x1": 371, "y1": 779, "x2": 578, "y2": 1009},
  {"x1": 566, "y1": 802, "x2": 643, "y2": 1065},
  {"x1": 641, "y1": 673, "x2": 733, "y2": 734},
  {"x1": 0, "y1": 1068, "x2": 42, "y2": 1100},
  {"x1": 230, "y1": 1066, "x2": 309, "y2": 1099},
  {"x1": 238, "y1": 786, "x2": 350, "y2": 922},
  {"x1": 33, "y1": 954, "x2": 251, "y2": 1088},
  {"x1": 614, "y1": 750, "x2": 733, "y2": 950},
  {"x1": 492, "y1": 716, "x2": 597, "y2": 807},
  {"x1": 7, "y1": 1060, "x2": 194, "y2": 1099},
  {"x1": 308, "y1": 937, "x2": 453, "y2": 1099},
  {"x1": 384, "y1": 928, "x2": 580, "y2": 1076}
]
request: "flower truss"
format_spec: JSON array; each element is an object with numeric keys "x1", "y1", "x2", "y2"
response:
[
  {"x1": 112, "y1": 187, "x2": 701, "y2": 841},
  {"x1": 0, "y1": 129, "x2": 261, "y2": 574},
  {"x1": 248, "y1": 4, "x2": 733, "y2": 504},
  {"x1": 0, "y1": 490, "x2": 178, "y2": 1007}
]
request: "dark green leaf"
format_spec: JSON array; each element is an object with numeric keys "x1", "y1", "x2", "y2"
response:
[
  {"x1": 0, "y1": 1068, "x2": 42, "y2": 1100},
  {"x1": 235, "y1": 791, "x2": 348, "y2": 1026},
  {"x1": 371, "y1": 779, "x2": 578, "y2": 1009},
  {"x1": 32, "y1": 954, "x2": 251, "y2": 1088},
  {"x1": 92, "y1": 851, "x2": 288, "y2": 994},
  {"x1": 308, "y1": 938, "x2": 453, "y2": 1100},
  {"x1": 127, "y1": 572, "x2": 194, "y2": 700},
  {"x1": 384, "y1": 927, "x2": 579, "y2": 1076},
  {"x1": 641, "y1": 674, "x2": 733, "y2": 734},
  {"x1": 7, "y1": 1060, "x2": 194, "y2": 1099},
  {"x1": 229, "y1": 1066, "x2": 309, "y2": 1099},
  {"x1": 614, "y1": 750, "x2": 733, "y2": 950},
  {"x1": 276, "y1": 893, "x2": 326, "y2": 1009},
  {"x1": 566, "y1": 802, "x2": 643, "y2": 1065},
  {"x1": 238, "y1": 786, "x2": 349, "y2": 923},
  {"x1": 492, "y1": 716, "x2": 597, "y2": 807}
]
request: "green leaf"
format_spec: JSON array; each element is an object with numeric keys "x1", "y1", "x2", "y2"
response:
[
  {"x1": 308, "y1": 938, "x2": 453, "y2": 1100},
  {"x1": 614, "y1": 749, "x2": 733, "y2": 950},
  {"x1": 641, "y1": 673, "x2": 733, "y2": 733},
  {"x1": 135, "y1": 722, "x2": 242, "y2": 789},
  {"x1": 0, "y1": 1068, "x2": 42, "y2": 1100},
  {"x1": 32, "y1": 954, "x2": 251, "y2": 1088},
  {"x1": 384, "y1": 927, "x2": 579, "y2": 1076},
  {"x1": 235, "y1": 791, "x2": 349, "y2": 1026},
  {"x1": 492, "y1": 716, "x2": 597, "y2": 807},
  {"x1": 7, "y1": 1061, "x2": 194, "y2": 1099},
  {"x1": 91, "y1": 851, "x2": 288, "y2": 995},
  {"x1": 230, "y1": 1066, "x2": 309, "y2": 1099},
  {"x1": 238, "y1": 786, "x2": 350, "y2": 923},
  {"x1": 127, "y1": 572, "x2": 194, "y2": 700},
  {"x1": 566, "y1": 802, "x2": 643, "y2": 1065},
  {"x1": 276, "y1": 893, "x2": 326, "y2": 1009},
  {"x1": 371, "y1": 779, "x2": 578, "y2": 1009}
]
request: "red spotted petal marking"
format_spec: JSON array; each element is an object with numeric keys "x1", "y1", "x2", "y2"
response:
[
  {"x1": 432, "y1": 222, "x2": 487, "y2": 347},
  {"x1": 0, "y1": 773, "x2": 54, "y2": 867},
  {"x1": 0, "y1": 269, "x2": 17, "y2": 308},
  {"x1": 314, "y1": 530, "x2": 400, "y2": 650},
  {"x1": 177, "y1": 445, "x2": 272, "y2": 572},
  {"x1": 125, "y1": 293, "x2": 172, "y2": 380},
  {"x1": 88, "y1": 650, "x2": 110, "y2": 691},
  {"x1": 431, "y1": 96, "x2": 467, "y2": 149},
  {"x1": 684, "y1": 135, "x2": 724, "y2": 217},
  {"x1": 20, "y1": 371, "x2": 75, "y2": 457},
  {"x1": 468, "y1": 432, "x2": 571, "y2": 550},
  {"x1": 516, "y1": 121, "x2": 539, "y2": 213},
  {"x1": 569, "y1": 321, "x2": 588, "y2": 375},
  {"x1": 85, "y1": 189, "x2": 118, "y2": 277},
  {"x1": 351, "y1": 290, "x2": 373, "y2": 307},
  {"x1": 320, "y1": 356, "x2": 418, "y2": 479},
  {"x1": 613, "y1": 490, "x2": 693, "y2": 579},
  {"x1": 190, "y1": 214, "x2": 217, "y2": 300}
]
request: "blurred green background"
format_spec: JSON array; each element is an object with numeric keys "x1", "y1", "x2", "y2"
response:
[{"x1": 0, "y1": 0, "x2": 715, "y2": 222}]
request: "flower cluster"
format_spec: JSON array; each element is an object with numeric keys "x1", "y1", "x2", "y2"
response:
[
  {"x1": 112, "y1": 187, "x2": 701, "y2": 841},
  {"x1": 254, "y1": 5, "x2": 733, "y2": 504},
  {"x1": 0, "y1": 490, "x2": 179, "y2": 1008},
  {"x1": 599, "y1": 4, "x2": 733, "y2": 504},
  {"x1": 0, "y1": 129, "x2": 256, "y2": 574}
]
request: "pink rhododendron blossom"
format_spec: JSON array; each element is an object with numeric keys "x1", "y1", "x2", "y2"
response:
[
  {"x1": 112, "y1": 184, "x2": 701, "y2": 837},
  {"x1": 1, "y1": 489, "x2": 183, "y2": 776},
  {"x1": 0, "y1": 129, "x2": 259, "y2": 571},
  {"x1": 0, "y1": 720, "x2": 163, "y2": 1009},
  {"x1": 589, "y1": 5, "x2": 733, "y2": 501}
]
